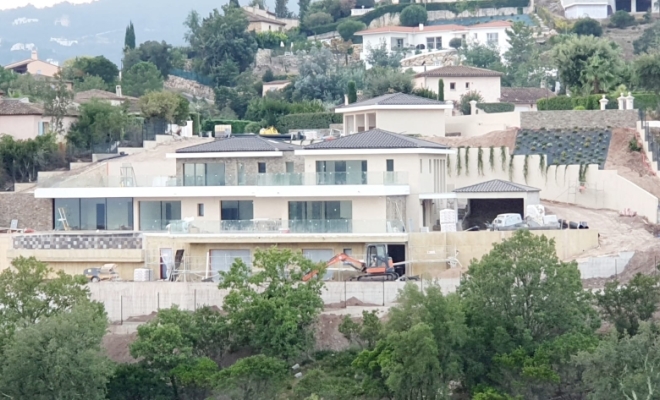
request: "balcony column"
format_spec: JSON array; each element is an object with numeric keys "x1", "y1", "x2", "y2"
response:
[
  {"x1": 353, "y1": 113, "x2": 357, "y2": 134},
  {"x1": 631, "y1": 0, "x2": 637, "y2": 13}
]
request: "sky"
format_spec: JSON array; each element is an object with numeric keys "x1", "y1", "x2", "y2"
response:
[{"x1": 0, "y1": 0, "x2": 95, "y2": 10}]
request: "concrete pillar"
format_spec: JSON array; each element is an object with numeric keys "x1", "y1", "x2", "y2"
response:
[
  {"x1": 469, "y1": 100, "x2": 477, "y2": 115},
  {"x1": 618, "y1": 93, "x2": 626, "y2": 110},
  {"x1": 599, "y1": 95, "x2": 609, "y2": 110},
  {"x1": 626, "y1": 92, "x2": 635, "y2": 110},
  {"x1": 631, "y1": 0, "x2": 637, "y2": 13}
]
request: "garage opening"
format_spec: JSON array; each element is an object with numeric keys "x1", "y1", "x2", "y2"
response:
[
  {"x1": 387, "y1": 244, "x2": 406, "y2": 277},
  {"x1": 463, "y1": 198, "x2": 524, "y2": 230}
]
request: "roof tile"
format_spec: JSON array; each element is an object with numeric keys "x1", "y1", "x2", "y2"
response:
[
  {"x1": 454, "y1": 179, "x2": 540, "y2": 193},
  {"x1": 339, "y1": 92, "x2": 448, "y2": 108},
  {"x1": 176, "y1": 135, "x2": 301, "y2": 153},
  {"x1": 304, "y1": 128, "x2": 449, "y2": 150},
  {"x1": 0, "y1": 99, "x2": 44, "y2": 116},
  {"x1": 415, "y1": 65, "x2": 503, "y2": 78},
  {"x1": 500, "y1": 87, "x2": 556, "y2": 104}
]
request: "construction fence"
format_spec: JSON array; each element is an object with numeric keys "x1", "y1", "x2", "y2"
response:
[{"x1": 89, "y1": 279, "x2": 461, "y2": 323}]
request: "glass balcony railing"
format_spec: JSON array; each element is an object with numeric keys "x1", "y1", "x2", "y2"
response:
[
  {"x1": 39, "y1": 172, "x2": 408, "y2": 188},
  {"x1": 166, "y1": 219, "x2": 407, "y2": 234}
]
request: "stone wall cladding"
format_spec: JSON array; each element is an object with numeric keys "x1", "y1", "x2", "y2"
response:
[
  {"x1": 254, "y1": 49, "x2": 300, "y2": 76},
  {"x1": 0, "y1": 192, "x2": 52, "y2": 231},
  {"x1": 13, "y1": 232, "x2": 143, "y2": 250},
  {"x1": 369, "y1": 7, "x2": 533, "y2": 28},
  {"x1": 520, "y1": 110, "x2": 638, "y2": 130},
  {"x1": 175, "y1": 152, "x2": 305, "y2": 185}
]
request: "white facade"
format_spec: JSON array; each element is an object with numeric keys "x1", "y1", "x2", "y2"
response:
[
  {"x1": 414, "y1": 74, "x2": 501, "y2": 103},
  {"x1": 563, "y1": 1, "x2": 609, "y2": 19},
  {"x1": 357, "y1": 21, "x2": 512, "y2": 68}
]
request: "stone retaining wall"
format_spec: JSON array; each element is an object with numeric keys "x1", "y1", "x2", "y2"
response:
[
  {"x1": 0, "y1": 192, "x2": 52, "y2": 231},
  {"x1": 164, "y1": 75, "x2": 215, "y2": 101},
  {"x1": 520, "y1": 110, "x2": 638, "y2": 130}
]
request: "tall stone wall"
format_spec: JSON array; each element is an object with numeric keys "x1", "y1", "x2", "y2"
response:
[
  {"x1": 165, "y1": 76, "x2": 215, "y2": 101},
  {"x1": 368, "y1": 6, "x2": 533, "y2": 27},
  {"x1": 0, "y1": 192, "x2": 52, "y2": 231},
  {"x1": 520, "y1": 110, "x2": 638, "y2": 130}
]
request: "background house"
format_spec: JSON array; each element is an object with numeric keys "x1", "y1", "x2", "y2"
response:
[
  {"x1": 414, "y1": 65, "x2": 502, "y2": 103},
  {"x1": 3, "y1": 50, "x2": 61, "y2": 78},
  {"x1": 74, "y1": 87, "x2": 140, "y2": 114},
  {"x1": 242, "y1": 6, "x2": 299, "y2": 31},
  {"x1": 335, "y1": 92, "x2": 453, "y2": 137},
  {"x1": 0, "y1": 98, "x2": 76, "y2": 141},
  {"x1": 357, "y1": 21, "x2": 512, "y2": 68},
  {"x1": 499, "y1": 87, "x2": 556, "y2": 112}
]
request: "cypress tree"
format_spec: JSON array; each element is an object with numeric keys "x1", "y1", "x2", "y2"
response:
[
  {"x1": 347, "y1": 81, "x2": 357, "y2": 104},
  {"x1": 124, "y1": 22, "x2": 136, "y2": 51},
  {"x1": 438, "y1": 79, "x2": 444, "y2": 101}
]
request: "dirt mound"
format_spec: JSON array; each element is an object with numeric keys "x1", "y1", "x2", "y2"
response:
[
  {"x1": 103, "y1": 331, "x2": 137, "y2": 363},
  {"x1": 315, "y1": 314, "x2": 352, "y2": 351},
  {"x1": 606, "y1": 128, "x2": 660, "y2": 198},
  {"x1": 425, "y1": 129, "x2": 518, "y2": 150},
  {"x1": 324, "y1": 296, "x2": 379, "y2": 309}
]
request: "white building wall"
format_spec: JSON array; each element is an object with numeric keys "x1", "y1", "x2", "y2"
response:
[
  {"x1": 414, "y1": 75, "x2": 501, "y2": 103},
  {"x1": 564, "y1": 3, "x2": 609, "y2": 18}
]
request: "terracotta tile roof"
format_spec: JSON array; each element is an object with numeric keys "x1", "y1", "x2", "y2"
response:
[
  {"x1": 356, "y1": 20, "x2": 512, "y2": 35},
  {"x1": 74, "y1": 89, "x2": 137, "y2": 103},
  {"x1": 0, "y1": 99, "x2": 44, "y2": 116},
  {"x1": 244, "y1": 10, "x2": 286, "y2": 25},
  {"x1": 415, "y1": 65, "x2": 503, "y2": 78},
  {"x1": 454, "y1": 179, "x2": 540, "y2": 193},
  {"x1": 177, "y1": 135, "x2": 300, "y2": 153},
  {"x1": 304, "y1": 128, "x2": 449, "y2": 150},
  {"x1": 500, "y1": 87, "x2": 556, "y2": 104}
]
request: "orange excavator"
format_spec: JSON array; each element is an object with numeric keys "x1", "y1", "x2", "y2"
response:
[{"x1": 302, "y1": 244, "x2": 400, "y2": 282}]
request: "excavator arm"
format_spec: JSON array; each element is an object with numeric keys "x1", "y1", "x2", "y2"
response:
[{"x1": 302, "y1": 253, "x2": 365, "y2": 282}]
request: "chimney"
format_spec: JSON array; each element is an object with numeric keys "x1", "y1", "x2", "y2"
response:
[
  {"x1": 30, "y1": 50, "x2": 38, "y2": 60},
  {"x1": 419, "y1": 23, "x2": 424, "y2": 31},
  {"x1": 344, "y1": 94, "x2": 349, "y2": 105},
  {"x1": 116, "y1": 85, "x2": 123, "y2": 97}
]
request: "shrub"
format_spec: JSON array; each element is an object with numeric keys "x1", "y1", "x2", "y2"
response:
[
  {"x1": 399, "y1": 4, "x2": 428, "y2": 27},
  {"x1": 277, "y1": 112, "x2": 343, "y2": 132},
  {"x1": 244, "y1": 122, "x2": 263, "y2": 134},
  {"x1": 537, "y1": 94, "x2": 622, "y2": 110},
  {"x1": 262, "y1": 69, "x2": 275, "y2": 83},
  {"x1": 572, "y1": 18, "x2": 603, "y2": 36},
  {"x1": 629, "y1": 137, "x2": 642, "y2": 152},
  {"x1": 337, "y1": 20, "x2": 367, "y2": 41},
  {"x1": 478, "y1": 102, "x2": 515, "y2": 113},
  {"x1": 609, "y1": 10, "x2": 635, "y2": 29},
  {"x1": 201, "y1": 119, "x2": 257, "y2": 134},
  {"x1": 573, "y1": 105, "x2": 586, "y2": 110},
  {"x1": 438, "y1": 79, "x2": 444, "y2": 101},
  {"x1": 459, "y1": 90, "x2": 484, "y2": 115},
  {"x1": 449, "y1": 37, "x2": 463, "y2": 49}
]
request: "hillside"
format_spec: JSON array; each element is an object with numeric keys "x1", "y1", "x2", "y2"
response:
[{"x1": 0, "y1": 0, "x2": 241, "y2": 66}]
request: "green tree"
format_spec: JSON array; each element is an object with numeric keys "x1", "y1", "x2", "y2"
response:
[
  {"x1": 552, "y1": 35, "x2": 624, "y2": 95},
  {"x1": 449, "y1": 37, "x2": 463, "y2": 49},
  {"x1": 0, "y1": 256, "x2": 91, "y2": 351},
  {"x1": 304, "y1": 11, "x2": 334, "y2": 29},
  {"x1": 0, "y1": 134, "x2": 63, "y2": 183},
  {"x1": 215, "y1": 72, "x2": 260, "y2": 118},
  {"x1": 275, "y1": 0, "x2": 289, "y2": 18},
  {"x1": 123, "y1": 41, "x2": 174, "y2": 79},
  {"x1": 262, "y1": 69, "x2": 275, "y2": 82},
  {"x1": 460, "y1": 230, "x2": 599, "y2": 398},
  {"x1": 216, "y1": 355, "x2": 288, "y2": 400},
  {"x1": 610, "y1": 10, "x2": 636, "y2": 28},
  {"x1": 595, "y1": 273, "x2": 660, "y2": 336},
  {"x1": 337, "y1": 20, "x2": 367, "y2": 41},
  {"x1": 299, "y1": 0, "x2": 312, "y2": 23},
  {"x1": 219, "y1": 247, "x2": 326, "y2": 361},
  {"x1": 633, "y1": 21, "x2": 660, "y2": 54},
  {"x1": 139, "y1": 91, "x2": 190, "y2": 124},
  {"x1": 459, "y1": 90, "x2": 484, "y2": 115},
  {"x1": 635, "y1": 53, "x2": 660, "y2": 95},
  {"x1": 124, "y1": 21, "x2": 136, "y2": 50},
  {"x1": 70, "y1": 56, "x2": 120, "y2": 88},
  {"x1": 366, "y1": 42, "x2": 404, "y2": 68},
  {"x1": 572, "y1": 18, "x2": 603, "y2": 36},
  {"x1": 121, "y1": 61, "x2": 164, "y2": 97},
  {"x1": 339, "y1": 310, "x2": 382, "y2": 349},
  {"x1": 43, "y1": 75, "x2": 74, "y2": 136},
  {"x1": 67, "y1": 100, "x2": 131, "y2": 150},
  {"x1": 106, "y1": 364, "x2": 172, "y2": 400},
  {"x1": 74, "y1": 74, "x2": 109, "y2": 92},
  {"x1": 399, "y1": 4, "x2": 428, "y2": 27},
  {"x1": 0, "y1": 67, "x2": 16, "y2": 92},
  {"x1": 184, "y1": 7, "x2": 258, "y2": 86},
  {"x1": 0, "y1": 302, "x2": 112, "y2": 400},
  {"x1": 504, "y1": 22, "x2": 544, "y2": 87},
  {"x1": 460, "y1": 42, "x2": 505, "y2": 72},
  {"x1": 292, "y1": 368, "x2": 359, "y2": 399},
  {"x1": 438, "y1": 78, "x2": 444, "y2": 101},
  {"x1": 364, "y1": 67, "x2": 414, "y2": 97},
  {"x1": 577, "y1": 322, "x2": 660, "y2": 400},
  {"x1": 347, "y1": 80, "x2": 357, "y2": 103},
  {"x1": 291, "y1": 47, "x2": 346, "y2": 102}
]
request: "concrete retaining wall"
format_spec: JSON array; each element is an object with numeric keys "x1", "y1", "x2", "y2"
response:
[
  {"x1": 577, "y1": 251, "x2": 634, "y2": 279},
  {"x1": 89, "y1": 280, "x2": 460, "y2": 322},
  {"x1": 520, "y1": 110, "x2": 638, "y2": 130}
]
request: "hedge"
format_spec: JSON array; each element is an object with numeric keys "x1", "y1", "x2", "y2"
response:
[
  {"x1": 537, "y1": 93, "x2": 659, "y2": 111},
  {"x1": 201, "y1": 119, "x2": 258, "y2": 134},
  {"x1": 304, "y1": 0, "x2": 530, "y2": 35},
  {"x1": 479, "y1": 102, "x2": 515, "y2": 113},
  {"x1": 277, "y1": 112, "x2": 343, "y2": 132}
]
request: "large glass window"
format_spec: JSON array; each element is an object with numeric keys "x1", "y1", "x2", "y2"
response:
[
  {"x1": 54, "y1": 198, "x2": 133, "y2": 231},
  {"x1": 316, "y1": 160, "x2": 367, "y2": 185},
  {"x1": 288, "y1": 201, "x2": 352, "y2": 233},
  {"x1": 183, "y1": 163, "x2": 225, "y2": 186},
  {"x1": 221, "y1": 201, "x2": 254, "y2": 220},
  {"x1": 139, "y1": 201, "x2": 181, "y2": 231}
]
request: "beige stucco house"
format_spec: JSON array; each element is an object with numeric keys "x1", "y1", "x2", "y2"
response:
[
  {"x1": 414, "y1": 65, "x2": 502, "y2": 104},
  {"x1": 335, "y1": 93, "x2": 453, "y2": 137},
  {"x1": 499, "y1": 87, "x2": 556, "y2": 112},
  {"x1": 243, "y1": 6, "x2": 299, "y2": 31},
  {"x1": 0, "y1": 98, "x2": 76, "y2": 141},
  {"x1": 74, "y1": 87, "x2": 140, "y2": 113},
  {"x1": 4, "y1": 51, "x2": 61, "y2": 78}
]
